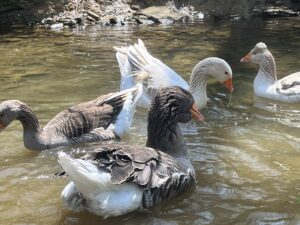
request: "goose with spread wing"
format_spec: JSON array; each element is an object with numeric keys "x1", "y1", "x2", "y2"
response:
[
  {"x1": 240, "y1": 42, "x2": 300, "y2": 103},
  {"x1": 57, "y1": 86, "x2": 204, "y2": 217},
  {"x1": 115, "y1": 39, "x2": 233, "y2": 109},
  {"x1": 0, "y1": 84, "x2": 142, "y2": 150}
]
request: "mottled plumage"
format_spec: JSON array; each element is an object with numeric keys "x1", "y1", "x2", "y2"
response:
[
  {"x1": 58, "y1": 86, "x2": 203, "y2": 217},
  {"x1": 0, "y1": 84, "x2": 142, "y2": 150}
]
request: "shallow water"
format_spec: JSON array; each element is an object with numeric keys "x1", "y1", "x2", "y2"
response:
[{"x1": 0, "y1": 18, "x2": 300, "y2": 225}]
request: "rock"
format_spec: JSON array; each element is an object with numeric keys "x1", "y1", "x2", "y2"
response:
[
  {"x1": 146, "y1": 15, "x2": 161, "y2": 24},
  {"x1": 134, "y1": 17, "x2": 143, "y2": 24},
  {"x1": 177, "y1": 15, "x2": 189, "y2": 22},
  {"x1": 275, "y1": 1, "x2": 285, "y2": 6},
  {"x1": 130, "y1": 4, "x2": 140, "y2": 10},
  {"x1": 50, "y1": 23, "x2": 64, "y2": 29},
  {"x1": 140, "y1": 6, "x2": 185, "y2": 21},
  {"x1": 160, "y1": 18, "x2": 174, "y2": 24},
  {"x1": 87, "y1": 16, "x2": 96, "y2": 21},
  {"x1": 75, "y1": 17, "x2": 82, "y2": 24},
  {"x1": 262, "y1": 6, "x2": 299, "y2": 17},
  {"x1": 63, "y1": 19, "x2": 77, "y2": 27},
  {"x1": 87, "y1": 10, "x2": 99, "y2": 20},
  {"x1": 42, "y1": 17, "x2": 54, "y2": 25},
  {"x1": 109, "y1": 17, "x2": 117, "y2": 25}
]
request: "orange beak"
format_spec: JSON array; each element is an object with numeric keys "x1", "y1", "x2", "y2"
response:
[
  {"x1": 222, "y1": 77, "x2": 234, "y2": 93},
  {"x1": 190, "y1": 103, "x2": 204, "y2": 122},
  {"x1": 240, "y1": 53, "x2": 251, "y2": 63},
  {"x1": 0, "y1": 123, "x2": 6, "y2": 132}
]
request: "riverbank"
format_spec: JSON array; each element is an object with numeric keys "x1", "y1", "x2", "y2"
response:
[{"x1": 0, "y1": 0, "x2": 299, "y2": 28}]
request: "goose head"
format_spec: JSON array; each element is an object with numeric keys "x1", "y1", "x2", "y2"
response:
[
  {"x1": 149, "y1": 86, "x2": 204, "y2": 125},
  {"x1": 240, "y1": 42, "x2": 268, "y2": 65},
  {"x1": 147, "y1": 86, "x2": 204, "y2": 152},
  {"x1": 191, "y1": 57, "x2": 234, "y2": 93},
  {"x1": 0, "y1": 100, "x2": 23, "y2": 132}
]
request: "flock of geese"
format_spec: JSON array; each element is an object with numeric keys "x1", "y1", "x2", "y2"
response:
[{"x1": 0, "y1": 40, "x2": 299, "y2": 218}]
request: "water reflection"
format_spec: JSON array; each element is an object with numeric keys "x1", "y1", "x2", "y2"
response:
[{"x1": 0, "y1": 18, "x2": 300, "y2": 225}]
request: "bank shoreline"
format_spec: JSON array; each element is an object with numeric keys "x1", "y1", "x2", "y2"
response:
[{"x1": 0, "y1": 0, "x2": 299, "y2": 29}]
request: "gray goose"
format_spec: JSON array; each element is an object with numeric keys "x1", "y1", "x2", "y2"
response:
[
  {"x1": 0, "y1": 84, "x2": 142, "y2": 150},
  {"x1": 57, "y1": 86, "x2": 204, "y2": 218}
]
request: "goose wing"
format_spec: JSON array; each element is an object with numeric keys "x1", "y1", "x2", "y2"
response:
[
  {"x1": 44, "y1": 86, "x2": 141, "y2": 141},
  {"x1": 115, "y1": 39, "x2": 189, "y2": 107},
  {"x1": 276, "y1": 72, "x2": 300, "y2": 96},
  {"x1": 58, "y1": 143, "x2": 195, "y2": 208}
]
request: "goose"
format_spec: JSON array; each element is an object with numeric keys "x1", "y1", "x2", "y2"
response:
[
  {"x1": 114, "y1": 39, "x2": 233, "y2": 109},
  {"x1": 57, "y1": 86, "x2": 204, "y2": 218},
  {"x1": 0, "y1": 84, "x2": 142, "y2": 150},
  {"x1": 240, "y1": 42, "x2": 300, "y2": 103}
]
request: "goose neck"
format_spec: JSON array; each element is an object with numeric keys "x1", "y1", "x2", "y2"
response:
[
  {"x1": 259, "y1": 50, "x2": 277, "y2": 83},
  {"x1": 17, "y1": 105, "x2": 44, "y2": 150},
  {"x1": 146, "y1": 111, "x2": 188, "y2": 159}
]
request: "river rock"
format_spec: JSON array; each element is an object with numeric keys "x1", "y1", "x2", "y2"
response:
[
  {"x1": 87, "y1": 10, "x2": 99, "y2": 20},
  {"x1": 50, "y1": 23, "x2": 64, "y2": 29},
  {"x1": 140, "y1": 6, "x2": 185, "y2": 21},
  {"x1": 42, "y1": 17, "x2": 55, "y2": 25},
  {"x1": 262, "y1": 6, "x2": 299, "y2": 17}
]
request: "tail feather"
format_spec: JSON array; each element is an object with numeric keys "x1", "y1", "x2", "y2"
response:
[
  {"x1": 58, "y1": 152, "x2": 143, "y2": 217},
  {"x1": 58, "y1": 152, "x2": 111, "y2": 197},
  {"x1": 108, "y1": 83, "x2": 142, "y2": 137}
]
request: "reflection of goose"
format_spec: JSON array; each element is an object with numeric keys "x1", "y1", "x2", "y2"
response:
[
  {"x1": 57, "y1": 86, "x2": 204, "y2": 218},
  {"x1": 0, "y1": 84, "x2": 142, "y2": 150},
  {"x1": 241, "y1": 42, "x2": 300, "y2": 103},
  {"x1": 115, "y1": 39, "x2": 233, "y2": 109}
]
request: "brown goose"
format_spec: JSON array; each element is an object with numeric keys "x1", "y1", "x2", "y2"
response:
[
  {"x1": 57, "y1": 86, "x2": 204, "y2": 218},
  {"x1": 0, "y1": 84, "x2": 142, "y2": 150}
]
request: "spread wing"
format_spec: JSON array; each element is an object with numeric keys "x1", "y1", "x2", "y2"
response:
[{"x1": 115, "y1": 39, "x2": 189, "y2": 107}]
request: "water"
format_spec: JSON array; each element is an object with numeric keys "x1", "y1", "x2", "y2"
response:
[{"x1": 0, "y1": 18, "x2": 300, "y2": 225}]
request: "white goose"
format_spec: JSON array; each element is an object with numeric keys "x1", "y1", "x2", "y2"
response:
[
  {"x1": 240, "y1": 42, "x2": 300, "y2": 103},
  {"x1": 115, "y1": 39, "x2": 233, "y2": 109}
]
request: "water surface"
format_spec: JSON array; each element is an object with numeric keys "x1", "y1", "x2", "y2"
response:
[{"x1": 0, "y1": 18, "x2": 300, "y2": 225}]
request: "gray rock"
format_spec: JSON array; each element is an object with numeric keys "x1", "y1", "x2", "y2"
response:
[
  {"x1": 87, "y1": 10, "x2": 99, "y2": 20},
  {"x1": 42, "y1": 17, "x2": 54, "y2": 25},
  {"x1": 50, "y1": 23, "x2": 64, "y2": 30},
  {"x1": 262, "y1": 6, "x2": 299, "y2": 17}
]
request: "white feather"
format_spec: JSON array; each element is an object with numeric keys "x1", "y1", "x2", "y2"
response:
[
  {"x1": 58, "y1": 152, "x2": 143, "y2": 217},
  {"x1": 108, "y1": 83, "x2": 142, "y2": 137},
  {"x1": 115, "y1": 39, "x2": 232, "y2": 109}
]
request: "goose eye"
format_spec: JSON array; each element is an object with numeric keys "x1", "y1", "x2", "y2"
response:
[
  {"x1": 253, "y1": 52, "x2": 256, "y2": 55},
  {"x1": 225, "y1": 72, "x2": 228, "y2": 75}
]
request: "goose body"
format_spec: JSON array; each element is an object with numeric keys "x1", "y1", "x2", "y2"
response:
[
  {"x1": 57, "y1": 86, "x2": 204, "y2": 217},
  {"x1": 241, "y1": 42, "x2": 300, "y2": 103},
  {"x1": 115, "y1": 39, "x2": 233, "y2": 109},
  {"x1": 0, "y1": 84, "x2": 142, "y2": 150}
]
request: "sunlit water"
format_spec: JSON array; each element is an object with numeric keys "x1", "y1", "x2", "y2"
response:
[{"x1": 0, "y1": 18, "x2": 300, "y2": 225}]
